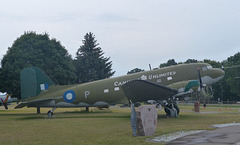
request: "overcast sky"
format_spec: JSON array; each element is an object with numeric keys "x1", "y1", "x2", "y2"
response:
[{"x1": 1, "y1": 0, "x2": 239, "y2": 76}]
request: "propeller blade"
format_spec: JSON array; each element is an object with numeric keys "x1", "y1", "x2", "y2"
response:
[
  {"x1": 197, "y1": 68, "x2": 203, "y2": 89},
  {"x1": 197, "y1": 68, "x2": 206, "y2": 105},
  {"x1": 3, "y1": 103, "x2": 8, "y2": 109},
  {"x1": 3, "y1": 94, "x2": 10, "y2": 103},
  {"x1": 1, "y1": 94, "x2": 10, "y2": 110}
]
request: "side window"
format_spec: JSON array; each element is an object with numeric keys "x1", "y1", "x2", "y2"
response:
[{"x1": 202, "y1": 66, "x2": 207, "y2": 71}]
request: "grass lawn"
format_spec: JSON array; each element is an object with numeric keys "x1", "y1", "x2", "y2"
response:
[{"x1": 0, "y1": 104, "x2": 240, "y2": 145}]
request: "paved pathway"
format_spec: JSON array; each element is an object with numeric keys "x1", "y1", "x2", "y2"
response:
[{"x1": 167, "y1": 125, "x2": 240, "y2": 145}]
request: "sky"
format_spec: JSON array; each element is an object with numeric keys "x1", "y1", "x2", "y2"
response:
[{"x1": 1, "y1": 0, "x2": 239, "y2": 76}]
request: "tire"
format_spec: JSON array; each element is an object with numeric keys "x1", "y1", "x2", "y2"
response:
[
  {"x1": 47, "y1": 111, "x2": 53, "y2": 117},
  {"x1": 164, "y1": 104, "x2": 180, "y2": 115}
]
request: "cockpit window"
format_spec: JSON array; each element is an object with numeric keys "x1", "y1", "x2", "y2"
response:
[
  {"x1": 202, "y1": 65, "x2": 213, "y2": 71},
  {"x1": 207, "y1": 65, "x2": 212, "y2": 69}
]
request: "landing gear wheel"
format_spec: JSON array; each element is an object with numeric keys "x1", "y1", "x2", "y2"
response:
[
  {"x1": 164, "y1": 104, "x2": 180, "y2": 116},
  {"x1": 174, "y1": 105, "x2": 180, "y2": 115},
  {"x1": 47, "y1": 107, "x2": 56, "y2": 118},
  {"x1": 47, "y1": 111, "x2": 53, "y2": 117}
]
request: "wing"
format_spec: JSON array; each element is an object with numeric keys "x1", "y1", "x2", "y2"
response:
[
  {"x1": 15, "y1": 99, "x2": 54, "y2": 109},
  {"x1": 121, "y1": 80, "x2": 178, "y2": 102}
]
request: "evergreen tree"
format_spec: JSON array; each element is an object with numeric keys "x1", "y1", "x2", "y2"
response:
[
  {"x1": 74, "y1": 32, "x2": 115, "y2": 83},
  {"x1": 0, "y1": 32, "x2": 76, "y2": 98}
]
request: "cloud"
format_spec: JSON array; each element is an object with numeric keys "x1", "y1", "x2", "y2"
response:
[
  {"x1": 96, "y1": 13, "x2": 137, "y2": 22},
  {"x1": 0, "y1": 0, "x2": 240, "y2": 76}
]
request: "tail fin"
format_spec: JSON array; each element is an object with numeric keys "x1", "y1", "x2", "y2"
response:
[{"x1": 20, "y1": 67, "x2": 54, "y2": 100}]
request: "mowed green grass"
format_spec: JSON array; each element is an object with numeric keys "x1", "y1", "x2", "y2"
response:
[{"x1": 1, "y1": 104, "x2": 240, "y2": 145}]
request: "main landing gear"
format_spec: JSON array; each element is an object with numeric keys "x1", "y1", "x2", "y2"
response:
[
  {"x1": 164, "y1": 103, "x2": 179, "y2": 117},
  {"x1": 161, "y1": 98, "x2": 180, "y2": 117},
  {"x1": 47, "y1": 107, "x2": 56, "y2": 117}
]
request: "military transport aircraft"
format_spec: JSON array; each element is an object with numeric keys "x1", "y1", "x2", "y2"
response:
[
  {"x1": 15, "y1": 63, "x2": 224, "y2": 117},
  {"x1": 0, "y1": 93, "x2": 17, "y2": 109}
]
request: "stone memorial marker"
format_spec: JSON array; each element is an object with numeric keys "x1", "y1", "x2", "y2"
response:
[{"x1": 136, "y1": 105, "x2": 158, "y2": 136}]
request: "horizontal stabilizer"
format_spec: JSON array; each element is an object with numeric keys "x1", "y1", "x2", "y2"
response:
[
  {"x1": 15, "y1": 99, "x2": 54, "y2": 109},
  {"x1": 122, "y1": 80, "x2": 178, "y2": 102}
]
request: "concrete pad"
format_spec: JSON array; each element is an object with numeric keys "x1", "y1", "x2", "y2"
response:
[{"x1": 166, "y1": 125, "x2": 240, "y2": 145}]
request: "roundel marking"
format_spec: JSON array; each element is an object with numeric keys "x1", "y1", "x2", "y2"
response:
[{"x1": 63, "y1": 90, "x2": 76, "y2": 103}]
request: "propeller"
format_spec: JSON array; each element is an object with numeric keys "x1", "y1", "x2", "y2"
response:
[
  {"x1": 197, "y1": 68, "x2": 209, "y2": 106},
  {"x1": 1, "y1": 94, "x2": 10, "y2": 110},
  {"x1": 3, "y1": 103, "x2": 8, "y2": 110},
  {"x1": 197, "y1": 68, "x2": 203, "y2": 90}
]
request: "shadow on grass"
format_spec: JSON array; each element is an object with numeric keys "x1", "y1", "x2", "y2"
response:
[
  {"x1": 1, "y1": 109, "x2": 197, "y2": 121},
  {"x1": 0, "y1": 113, "x2": 40, "y2": 117},
  {"x1": 63, "y1": 109, "x2": 113, "y2": 114},
  {"x1": 15, "y1": 114, "x2": 131, "y2": 120},
  {"x1": 0, "y1": 113, "x2": 46, "y2": 120},
  {"x1": 0, "y1": 109, "x2": 130, "y2": 120}
]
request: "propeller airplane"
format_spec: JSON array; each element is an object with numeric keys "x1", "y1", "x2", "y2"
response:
[{"x1": 15, "y1": 63, "x2": 224, "y2": 117}]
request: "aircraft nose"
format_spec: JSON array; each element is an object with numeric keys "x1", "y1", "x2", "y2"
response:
[
  {"x1": 212, "y1": 68, "x2": 225, "y2": 83},
  {"x1": 217, "y1": 68, "x2": 225, "y2": 78}
]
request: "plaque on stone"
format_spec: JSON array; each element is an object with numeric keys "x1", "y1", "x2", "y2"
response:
[{"x1": 136, "y1": 105, "x2": 158, "y2": 136}]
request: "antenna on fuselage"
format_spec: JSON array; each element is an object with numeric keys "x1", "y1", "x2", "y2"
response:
[{"x1": 149, "y1": 64, "x2": 152, "y2": 70}]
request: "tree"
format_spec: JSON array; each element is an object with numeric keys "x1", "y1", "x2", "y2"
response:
[
  {"x1": 127, "y1": 68, "x2": 144, "y2": 74},
  {"x1": 159, "y1": 59, "x2": 177, "y2": 68},
  {"x1": 185, "y1": 59, "x2": 198, "y2": 64},
  {"x1": 205, "y1": 53, "x2": 240, "y2": 101},
  {"x1": 0, "y1": 32, "x2": 76, "y2": 98},
  {"x1": 203, "y1": 59, "x2": 222, "y2": 68},
  {"x1": 74, "y1": 32, "x2": 115, "y2": 83},
  {"x1": 222, "y1": 52, "x2": 240, "y2": 100}
]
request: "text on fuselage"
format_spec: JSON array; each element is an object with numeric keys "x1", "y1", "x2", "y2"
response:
[{"x1": 114, "y1": 71, "x2": 177, "y2": 86}]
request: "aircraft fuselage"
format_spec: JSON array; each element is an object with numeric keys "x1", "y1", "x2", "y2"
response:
[{"x1": 24, "y1": 63, "x2": 224, "y2": 108}]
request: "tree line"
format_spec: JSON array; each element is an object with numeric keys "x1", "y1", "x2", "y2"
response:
[
  {"x1": 0, "y1": 32, "x2": 115, "y2": 98},
  {"x1": 0, "y1": 31, "x2": 239, "y2": 102}
]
